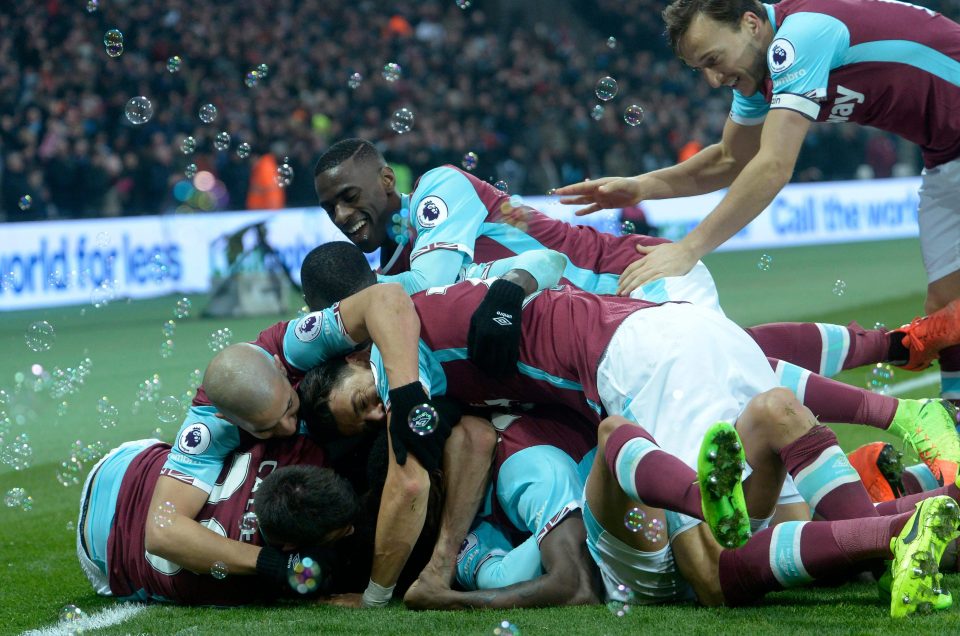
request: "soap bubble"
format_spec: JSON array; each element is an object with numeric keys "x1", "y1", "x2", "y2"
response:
[
  {"x1": 167, "y1": 56, "x2": 182, "y2": 73},
  {"x1": 832, "y1": 279, "x2": 847, "y2": 296},
  {"x1": 590, "y1": 104, "x2": 605, "y2": 121},
  {"x1": 382, "y1": 62, "x2": 402, "y2": 82},
  {"x1": 18, "y1": 195, "x2": 32, "y2": 211},
  {"x1": 184, "y1": 163, "x2": 197, "y2": 179},
  {"x1": 239, "y1": 511, "x2": 259, "y2": 534},
  {"x1": 174, "y1": 297, "x2": 192, "y2": 319},
  {"x1": 408, "y1": 404, "x2": 438, "y2": 436},
  {"x1": 25, "y1": 321, "x2": 55, "y2": 352},
  {"x1": 86, "y1": 0, "x2": 99, "y2": 12},
  {"x1": 104, "y1": 29, "x2": 123, "y2": 57},
  {"x1": 236, "y1": 142, "x2": 251, "y2": 159},
  {"x1": 180, "y1": 136, "x2": 196, "y2": 155},
  {"x1": 162, "y1": 320, "x2": 177, "y2": 337},
  {"x1": 390, "y1": 108, "x2": 415, "y2": 134},
  {"x1": 207, "y1": 328, "x2": 234, "y2": 352},
  {"x1": 153, "y1": 500, "x2": 176, "y2": 528},
  {"x1": 210, "y1": 561, "x2": 228, "y2": 580},
  {"x1": 98, "y1": 404, "x2": 119, "y2": 429},
  {"x1": 90, "y1": 281, "x2": 116, "y2": 308},
  {"x1": 595, "y1": 76, "x2": 619, "y2": 101},
  {"x1": 757, "y1": 254, "x2": 773, "y2": 271},
  {"x1": 606, "y1": 36, "x2": 618, "y2": 48},
  {"x1": 276, "y1": 161, "x2": 294, "y2": 188},
  {"x1": 59, "y1": 604, "x2": 85, "y2": 623},
  {"x1": 288, "y1": 556, "x2": 321, "y2": 594},
  {"x1": 348, "y1": 72, "x2": 363, "y2": 89},
  {"x1": 214, "y1": 131, "x2": 231, "y2": 151},
  {"x1": 606, "y1": 584, "x2": 636, "y2": 617},
  {"x1": 198, "y1": 103, "x2": 218, "y2": 124},
  {"x1": 461, "y1": 152, "x2": 479, "y2": 171},
  {"x1": 866, "y1": 363, "x2": 894, "y2": 394},
  {"x1": 623, "y1": 104, "x2": 644, "y2": 126},
  {"x1": 492, "y1": 620, "x2": 519, "y2": 636},
  {"x1": 624, "y1": 507, "x2": 646, "y2": 532},
  {"x1": 620, "y1": 221, "x2": 635, "y2": 234},
  {"x1": 4, "y1": 487, "x2": 25, "y2": 508},
  {"x1": 124, "y1": 96, "x2": 154, "y2": 125},
  {"x1": 156, "y1": 396, "x2": 182, "y2": 423},
  {"x1": 244, "y1": 70, "x2": 259, "y2": 88},
  {"x1": 456, "y1": 0, "x2": 472, "y2": 8},
  {"x1": 257, "y1": 63, "x2": 269, "y2": 78},
  {"x1": 494, "y1": 180, "x2": 509, "y2": 193}
]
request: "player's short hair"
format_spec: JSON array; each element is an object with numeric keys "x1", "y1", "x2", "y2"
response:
[
  {"x1": 313, "y1": 138, "x2": 384, "y2": 177},
  {"x1": 663, "y1": 0, "x2": 767, "y2": 55},
  {"x1": 255, "y1": 464, "x2": 358, "y2": 547},
  {"x1": 297, "y1": 357, "x2": 353, "y2": 443},
  {"x1": 300, "y1": 241, "x2": 377, "y2": 311}
]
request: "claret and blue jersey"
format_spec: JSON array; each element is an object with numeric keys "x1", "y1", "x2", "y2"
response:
[
  {"x1": 732, "y1": 0, "x2": 960, "y2": 167},
  {"x1": 377, "y1": 165, "x2": 668, "y2": 296},
  {"x1": 161, "y1": 305, "x2": 355, "y2": 492},
  {"x1": 369, "y1": 278, "x2": 658, "y2": 426}
]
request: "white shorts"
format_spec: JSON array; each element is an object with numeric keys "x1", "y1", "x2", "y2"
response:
[
  {"x1": 597, "y1": 303, "x2": 801, "y2": 504},
  {"x1": 583, "y1": 497, "x2": 695, "y2": 605},
  {"x1": 629, "y1": 260, "x2": 725, "y2": 316},
  {"x1": 919, "y1": 157, "x2": 960, "y2": 284}
]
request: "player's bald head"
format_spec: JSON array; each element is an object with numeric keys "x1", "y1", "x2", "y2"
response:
[{"x1": 204, "y1": 343, "x2": 287, "y2": 426}]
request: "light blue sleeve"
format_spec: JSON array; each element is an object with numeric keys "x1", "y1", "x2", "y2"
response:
[
  {"x1": 370, "y1": 340, "x2": 446, "y2": 408},
  {"x1": 730, "y1": 90, "x2": 770, "y2": 126},
  {"x1": 282, "y1": 306, "x2": 356, "y2": 371},
  {"x1": 160, "y1": 406, "x2": 242, "y2": 494},
  {"x1": 461, "y1": 250, "x2": 568, "y2": 291},
  {"x1": 474, "y1": 525, "x2": 545, "y2": 591},
  {"x1": 456, "y1": 520, "x2": 541, "y2": 590},
  {"x1": 377, "y1": 249, "x2": 466, "y2": 295},
  {"x1": 497, "y1": 445, "x2": 585, "y2": 539},
  {"x1": 767, "y1": 13, "x2": 850, "y2": 119},
  {"x1": 409, "y1": 167, "x2": 488, "y2": 264}
]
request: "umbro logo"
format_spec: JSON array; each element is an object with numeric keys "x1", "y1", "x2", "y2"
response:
[{"x1": 493, "y1": 311, "x2": 512, "y2": 326}]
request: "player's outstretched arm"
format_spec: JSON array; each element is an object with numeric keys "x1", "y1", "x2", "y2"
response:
[
  {"x1": 406, "y1": 516, "x2": 600, "y2": 610},
  {"x1": 615, "y1": 110, "x2": 810, "y2": 292},
  {"x1": 554, "y1": 116, "x2": 763, "y2": 216},
  {"x1": 144, "y1": 476, "x2": 261, "y2": 574}
]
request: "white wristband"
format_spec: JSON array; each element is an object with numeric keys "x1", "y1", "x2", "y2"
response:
[{"x1": 360, "y1": 579, "x2": 395, "y2": 608}]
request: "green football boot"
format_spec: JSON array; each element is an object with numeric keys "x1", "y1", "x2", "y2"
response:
[
  {"x1": 889, "y1": 496, "x2": 960, "y2": 618},
  {"x1": 697, "y1": 422, "x2": 751, "y2": 548}
]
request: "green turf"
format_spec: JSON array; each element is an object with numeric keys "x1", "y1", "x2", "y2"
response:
[{"x1": 1, "y1": 238, "x2": 957, "y2": 635}]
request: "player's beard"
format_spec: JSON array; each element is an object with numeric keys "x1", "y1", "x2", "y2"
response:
[{"x1": 745, "y1": 41, "x2": 770, "y2": 95}]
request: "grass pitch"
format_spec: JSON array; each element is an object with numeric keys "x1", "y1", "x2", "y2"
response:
[{"x1": 1, "y1": 238, "x2": 957, "y2": 635}]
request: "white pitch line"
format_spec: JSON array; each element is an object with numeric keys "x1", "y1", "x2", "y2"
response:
[
  {"x1": 887, "y1": 372, "x2": 940, "y2": 396},
  {"x1": 21, "y1": 603, "x2": 148, "y2": 636}
]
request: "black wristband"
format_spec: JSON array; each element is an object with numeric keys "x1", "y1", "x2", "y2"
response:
[
  {"x1": 256, "y1": 545, "x2": 287, "y2": 585},
  {"x1": 485, "y1": 278, "x2": 525, "y2": 305},
  {"x1": 388, "y1": 381, "x2": 430, "y2": 422}
]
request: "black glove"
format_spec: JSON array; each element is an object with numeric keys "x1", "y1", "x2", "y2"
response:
[
  {"x1": 467, "y1": 279, "x2": 525, "y2": 376},
  {"x1": 388, "y1": 382, "x2": 453, "y2": 472},
  {"x1": 256, "y1": 545, "x2": 335, "y2": 595}
]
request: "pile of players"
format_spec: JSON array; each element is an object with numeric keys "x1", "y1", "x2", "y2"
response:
[{"x1": 76, "y1": 0, "x2": 960, "y2": 618}]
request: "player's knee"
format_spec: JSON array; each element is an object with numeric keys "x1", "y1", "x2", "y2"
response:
[
  {"x1": 456, "y1": 415, "x2": 497, "y2": 459},
  {"x1": 751, "y1": 388, "x2": 810, "y2": 433},
  {"x1": 597, "y1": 416, "x2": 632, "y2": 449}
]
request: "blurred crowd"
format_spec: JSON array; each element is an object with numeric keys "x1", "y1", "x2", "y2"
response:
[{"x1": 2, "y1": 0, "x2": 953, "y2": 221}]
